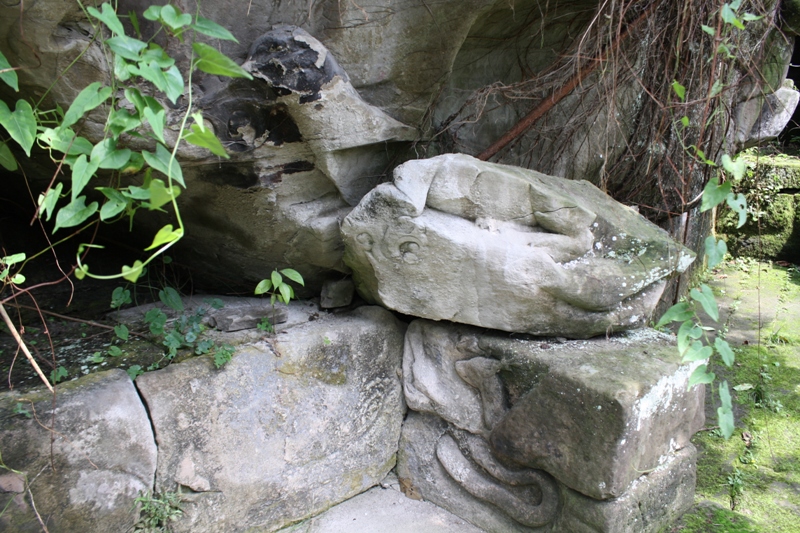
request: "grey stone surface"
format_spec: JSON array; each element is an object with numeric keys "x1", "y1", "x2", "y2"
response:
[
  {"x1": 320, "y1": 279, "x2": 356, "y2": 309},
  {"x1": 342, "y1": 154, "x2": 695, "y2": 338},
  {"x1": 397, "y1": 319, "x2": 704, "y2": 531},
  {"x1": 135, "y1": 305, "x2": 407, "y2": 532},
  {"x1": 0, "y1": 370, "x2": 157, "y2": 533},
  {"x1": 736, "y1": 83, "x2": 800, "y2": 148},
  {"x1": 557, "y1": 445, "x2": 697, "y2": 533},
  {"x1": 277, "y1": 474, "x2": 485, "y2": 533}
]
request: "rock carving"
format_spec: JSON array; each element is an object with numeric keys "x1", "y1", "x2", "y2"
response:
[
  {"x1": 402, "y1": 320, "x2": 560, "y2": 529},
  {"x1": 342, "y1": 153, "x2": 695, "y2": 338},
  {"x1": 240, "y1": 26, "x2": 418, "y2": 205}
]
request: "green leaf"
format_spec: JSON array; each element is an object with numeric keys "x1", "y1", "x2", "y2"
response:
[
  {"x1": 126, "y1": 365, "x2": 144, "y2": 380},
  {"x1": 720, "y1": 154, "x2": 746, "y2": 180},
  {"x1": 690, "y1": 284, "x2": 719, "y2": 322},
  {"x1": 143, "y1": 106, "x2": 166, "y2": 143},
  {"x1": 91, "y1": 138, "x2": 132, "y2": 170},
  {"x1": 656, "y1": 301, "x2": 694, "y2": 327},
  {"x1": 677, "y1": 320, "x2": 702, "y2": 355},
  {"x1": 51, "y1": 366, "x2": 68, "y2": 384},
  {"x1": 715, "y1": 337, "x2": 735, "y2": 367},
  {"x1": 718, "y1": 381, "x2": 735, "y2": 439},
  {"x1": 38, "y1": 183, "x2": 63, "y2": 222},
  {"x1": 53, "y1": 195, "x2": 98, "y2": 232},
  {"x1": 70, "y1": 154, "x2": 100, "y2": 201},
  {"x1": 192, "y1": 42, "x2": 253, "y2": 79},
  {"x1": 671, "y1": 80, "x2": 686, "y2": 102},
  {"x1": 129, "y1": 60, "x2": 167, "y2": 92},
  {"x1": 106, "y1": 35, "x2": 147, "y2": 61},
  {"x1": 280, "y1": 268, "x2": 305, "y2": 286},
  {"x1": 726, "y1": 192, "x2": 747, "y2": 229},
  {"x1": 717, "y1": 43, "x2": 734, "y2": 60},
  {"x1": 145, "y1": 224, "x2": 183, "y2": 250},
  {"x1": 114, "y1": 54, "x2": 132, "y2": 81},
  {"x1": 163, "y1": 65, "x2": 184, "y2": 104},
  {"x1": 255, "y1": 279, "x2": 273, "y2": 295},
  {"x1": 279, "y1": 283, "x2": 291, "y2": 304},
  {"x1": 709, "y1": 79, "x2": 724, "y2": 98},
  {"x1": 121, "y1": 260, "x2": 144, "y2": 283},
  {"x1": 74, "y1": 264, "x2": 89, "y2": 280},
  {"x1": 111, "y1": 286, "x2": 132, "y2": 308},
  {"x1": 108, "y1": 108, "x2": 141, "y2": 136},
  {"x1": 680, "y1": 116, "x2": 689, "y2": 128},
  {"x1": 87, "y1": 3, "x2": 125, "y2": 35},
  {"x1": 97, "y1": 187, "x2": 130, "y2": 220},
  {"x1": 141, "y1": 45, "x2": 175, "y2": 69},
  {"x1": 742, "y1": 13, "x2": 763, "y2": 21},
  {"x1": 129, "y1": 10, "x2": 141, "y2": 38},
  {"x1": 700, "y1": 178, "x2": 732, "y2": 212},
  {"x1": 160, "y1": 4, "x2": 192, "y2": 31},
  {"x1": 701, "y1": 24, "x2": 716, "y2": 36},
  {"x1": 183, "y1": 116, "x2": 228, "y2": 157},
  {"x1": 271, "y1": 270, "x2": 282, "y2": 288},
  {"x1": 108, "y1": 345, "x2": 123, "y2": 357},
  {"x1": 705, "y1": 236, "x2": 727, "y2": 269},
  {"x1": 732, "y1": 383, "x2": 755, "y2": 392},
  {"x1": 11, "y1": 273, "x2": 25, "y2": 285},
  {"x1": 145, "y1": 178, "x2": 181, "y2": 210},
  {"x1": 39, "y1": 128, "x2": 93, "y2": 156},
  {"x1": 683, "y1": 340, "x2": 713, "y2": 362},
  {"x1": 0, "y1": 99, "x2": 36, "y2": 156},
  {"x1": 721, "y1": 3, "x2": 745, "y2": 29},
  {"x1": 143, "y1": 143, "x2": 185, "y2": 187},
  {"x1": 142, "y1": 5, "x2": 162, "y2": 21},
  {"x1": 0, "y1": 49, "x2": 19, "y2": 91},
  {"x1": 60, "y1": 82, "x2": 112, "y2": 130},
  {"x1": 0, "y1": 141, "x2": 17, "y2": 170},
  {"x1": 1, "y1": 253, "x2": 25, "y2": 266},
  {"x1": 159, "y1": 286, "x2": 184, "y2": 312},
  {"x1": 114, "y1": 324, "x2": 129, "y2": 341},
  {"x1": 688, "y1": 364, "x2": 716, "y2": 388},
  {"x1": 192, "y1": 16, "x2": 238, "y2": 42}
]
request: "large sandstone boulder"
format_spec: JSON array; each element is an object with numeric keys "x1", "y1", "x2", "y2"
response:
[
  {"x1": 134, "y1": 305, "x2": 407, "y2": 532},
  {"x1": 342, "y1": 154, "x2": 695, "y2": 338},
  {"x1": 397, "y1": 320, "x2": 704, "y2": 532},
  {"x1": 0, "y1": 370, "x2": 157, "y2": 532}
]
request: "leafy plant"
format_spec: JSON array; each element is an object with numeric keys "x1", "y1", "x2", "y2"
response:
[
  {"x1": 257, "y1": 317, "x2": 273, "y2": 333},
  {"x1": 0, "y1": 3, "x2": 249, "y2": 389},
  {"x1": 133, "y1": 490, "x2": 183, "y2": 532},
  {"x1": 659, "y1": 0, "x2": 762, "y2": 441},
  {"x1": 255, "y1": 269, "x2": 305, "y2": 306},
  {"x1": 727, "y1": 467, "x2": 745, "y2": 510}
]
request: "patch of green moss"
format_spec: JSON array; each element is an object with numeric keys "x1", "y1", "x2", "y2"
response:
[
  {"x1": 675, "y1": 263, "x2": 800, "y2": 532},
  {"x1": 669, "y1": 504, "x2": 760, "y2": 533}
]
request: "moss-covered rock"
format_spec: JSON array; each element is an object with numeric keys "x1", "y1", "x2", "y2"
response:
[{"x1": 716, "y1": 153, "x2": 800, "y2": 262}]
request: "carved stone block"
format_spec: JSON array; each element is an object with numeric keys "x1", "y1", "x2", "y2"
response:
[{"x1": 397, "y1": 320, "x2": 703, "y2": 532}]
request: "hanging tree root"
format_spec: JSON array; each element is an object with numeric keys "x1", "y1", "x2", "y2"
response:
[{"x1": 477, "y1": 1, "x2": 660, "y2": 162}]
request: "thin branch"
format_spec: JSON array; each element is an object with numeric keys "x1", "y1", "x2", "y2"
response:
[{"x1": 0, "y1": 304, "x2": 53, "y2": 392}]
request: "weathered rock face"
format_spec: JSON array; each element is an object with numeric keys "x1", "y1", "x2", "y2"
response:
[
  {"x1": 0, "y1": 370, "x2": 157, "y2": 532},
  {"x1": 396, "y1": 320, "x2": 704, "y2": 532},
  {"x1": 342, "y1": 154, "x2": 695, "y2": 338},
  {"x1": 135, "y1": 305, "x2": 406, "y2": 532}
]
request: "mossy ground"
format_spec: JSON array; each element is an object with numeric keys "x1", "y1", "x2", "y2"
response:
[{"x1": 669, "y1": 259, "x2": 800, "y2": 532}]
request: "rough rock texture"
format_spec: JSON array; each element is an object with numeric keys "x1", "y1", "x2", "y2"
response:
[
  {"x1": 0, "y1": 370, "x2": 157, "y2": 532},
  {"x1": 342, "y1": 154, "x2": 695, "y2": 338},
  {"x1": 735, "y1": 84, "x2": 800, "y2": 148},
  {"x1": 135, "y1": 306, "x2": 406, "y2": 532},
  {"x1": 396, "y1": 320, "x2": 703, "y2": 532},
  {"x1": 398, "y1": 414, "x2": 697, "y2": 533}
]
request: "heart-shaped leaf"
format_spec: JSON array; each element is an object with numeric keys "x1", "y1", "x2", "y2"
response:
[{"x1": 0, "y1": 99, "x2": 36, "y2": 156}]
